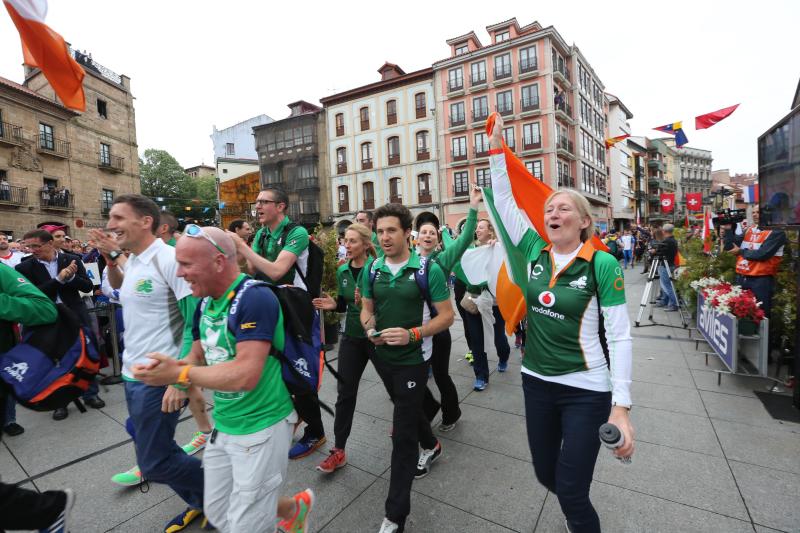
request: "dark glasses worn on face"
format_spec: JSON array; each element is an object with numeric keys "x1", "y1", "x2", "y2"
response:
[
  {"x1": 184, "y1": 224, "x2": 226, "y2": 255},
  {"x1": 255, "y1": 199, "x2": 279, "y2": 206}
]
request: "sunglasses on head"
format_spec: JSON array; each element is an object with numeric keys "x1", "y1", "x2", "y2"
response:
[{"x1": 184, "y1": 224, "x2": 226, "y2": 255}]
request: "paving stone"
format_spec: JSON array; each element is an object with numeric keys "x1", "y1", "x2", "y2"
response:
[
  {"x1": 632, "y1": 359, "x2": 695, "y2": 388},
  {"x1": 593, "y1": 440, "x2": 749, "y2": 520},
  {"x1": 535, "y1": 481, "x2": 754, "y2": 533},
  {"x1": 690, "y1": 368, "x2": 772, "y2": 398},
  {"x1": 0, "y1": 440, "x2": 28, "y2": 484},
  {"x1": 630, "y1": 380, "x2": 707, "y2": 416},
  {"x1": 631, "y1": 406, "x2": 723, "y2": 457},
  {"x1": 437, "y1": 403, "x2": 530, "y2": 463},
  {"x1": 712, "y1": 418, "x2": 800, "y2": 474},
  {"x1": 461, "y1": 380, "x2": 525, "y2": 417},
  {"x1": 730, "y1": 461, "x2": 800, "y2": 533},
  {"x1": 701, "y1": 390, "x2": 800, "y2": 432}
]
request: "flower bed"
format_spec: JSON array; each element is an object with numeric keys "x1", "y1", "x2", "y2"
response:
[{"x1": 690, "y1": 277, "x2": 765, "y2": 324}]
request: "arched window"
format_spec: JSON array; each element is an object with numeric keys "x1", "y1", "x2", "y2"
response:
[
  {"x1": 386, "y1": 99, "x2": 397, "y2": 125},
  {"x1": 361, "y1": 142, "x2": 373, "y2": 170},
  {"x1": 416, "y1": 131, "x2": 430, "y2": 160},
  {"x1": 387, "y1": 136, "x2": 400, "y2": 165},
  {"x1": 338, "y1": 185, "x2": 349, "y2": 212},
  {"x1": 415, "y1": 93, "x2": 426, "y2": 118},
  {"x1": 335, "y1": 113, "x2": 344, "y2": 136},
  {"x1": 362, "y1": 181, "x2": 375, "y2": 210},
  {"x1": 360, "y1": 107, "x2": 370, "y2": 131},
  {"x1": 336, "y1": 147, "x2": 347, "y2": 174},
  {"x1": 418, "y1": 174, "x2": 431, "y2": 203},
  {"x1": 389, "y1": 177, "x2": 402, "y2": 204}
]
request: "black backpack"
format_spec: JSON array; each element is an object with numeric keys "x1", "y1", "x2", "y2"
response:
[{"x1": 257, "y1": 222, "x2": 324, "y2": 298}]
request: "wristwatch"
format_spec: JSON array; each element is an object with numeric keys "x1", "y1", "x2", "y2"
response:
[{"x1": 108, "y1": 250, "x2": 123, "y2": 262}]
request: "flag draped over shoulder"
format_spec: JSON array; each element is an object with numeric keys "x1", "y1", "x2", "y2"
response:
[
  {"x1": 4, "y1": 0, "x2": 85, "y2": 111},
  {"x1": 654, "y1": 121, "x2": 689, "y2": 148},
  {"x1": 695, "y1": 104, "x2": 739, "y2": 130},
  {"x1": 459, "y1": 113, "x2": 608, "y2": 334}
]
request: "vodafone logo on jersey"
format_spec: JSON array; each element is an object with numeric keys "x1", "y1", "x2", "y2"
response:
[{"x1": 538, "y1": 291, "x2": 556, "y2": 307}]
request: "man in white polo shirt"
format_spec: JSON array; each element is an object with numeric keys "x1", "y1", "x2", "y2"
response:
[{"x1": 91, "y1": 194, "x2": 206, "y2": 532}]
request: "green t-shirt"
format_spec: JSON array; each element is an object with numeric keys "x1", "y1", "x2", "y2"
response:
[
  {"x1": 337, "y1": 261, "x2": 367, "y2": 338},
  {"x1": 361, "y1": 250, "x2": 449, "y2": 365},
  {"x1": 371, "y1": 231, "x2": 384, "y2": 257},
  {"x1": 194, "y1": 274, "x2": 294, "y2": 435},
  {"x1": 252, "y1": 216, "x2": 309, "y2": 286},
  {"x1": 0, "y1": 265, "x2": 57, "y2": 353}
]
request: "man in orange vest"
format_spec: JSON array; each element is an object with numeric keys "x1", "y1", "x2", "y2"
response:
[{"x1": 723, "y1": 208, "x2": 787, "y2": 317}]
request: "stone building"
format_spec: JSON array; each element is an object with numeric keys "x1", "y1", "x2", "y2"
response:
[{"x1": 0, "y1": 49, "x2": 139, "y2": 240}]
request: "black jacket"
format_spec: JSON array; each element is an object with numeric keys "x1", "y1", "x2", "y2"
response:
[{"x1": 15, "y1": 252, "x2": 93, "y2": 327}]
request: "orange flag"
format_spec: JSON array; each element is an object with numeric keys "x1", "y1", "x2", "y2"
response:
[
  {"x1": 4, "y1": 0, "x2": 86, "y2": 111},
  {"x1": 484, "y1": 113, "x2": 608, "y2": 333}
]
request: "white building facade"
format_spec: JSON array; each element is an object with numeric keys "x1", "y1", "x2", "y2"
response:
[
  {"x1": 606, "y1": 94, "x2": 636, "y2": 229},
  {"x1": 320, "y1": 64, "x2": 440, "y2": 230},
  {"x1": 210, "y1": 114, "x2": 273, "y2": 161}
]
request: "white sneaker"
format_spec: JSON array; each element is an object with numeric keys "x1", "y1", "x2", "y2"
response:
[{"x1": 378, "y1": 517, "x2": 399, "y2": 532}]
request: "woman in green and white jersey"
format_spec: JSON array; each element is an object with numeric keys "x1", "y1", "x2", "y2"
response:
[{"x1": 488, "y1": 116, "x2": 634, "y2": 533}]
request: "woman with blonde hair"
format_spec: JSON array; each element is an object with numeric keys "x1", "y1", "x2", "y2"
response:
[
  {"x1": 488, "y1": 115, "x2": 633, "y2": 532},
  {"x1": 312, "y1": 222, "x2": 380, "y2": 473}
]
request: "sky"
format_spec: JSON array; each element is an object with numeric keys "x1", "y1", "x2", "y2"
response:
[{"x1": 1, "y1": 0, "x2": 798, "y2": 174}]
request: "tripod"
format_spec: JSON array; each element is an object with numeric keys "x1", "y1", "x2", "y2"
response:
[{"x1": 635, "y1": 256, "x2": 688, "y2": 328}]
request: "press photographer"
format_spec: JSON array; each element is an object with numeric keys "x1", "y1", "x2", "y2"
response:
[
  {"x1": 722, "y1": 207, "x2": 787, "y2": 317},
  {"x1": 650, "y1": 224, "x2": 680, "y2": 311}
]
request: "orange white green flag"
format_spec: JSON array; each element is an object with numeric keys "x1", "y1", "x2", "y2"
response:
[{"x1": 4, "y1": 0, "x2": 86, "y2": 111}]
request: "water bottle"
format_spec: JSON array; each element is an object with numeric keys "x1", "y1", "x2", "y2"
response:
[{"x1": 599, "y1": 423, "x2": 631, "y2": 464}]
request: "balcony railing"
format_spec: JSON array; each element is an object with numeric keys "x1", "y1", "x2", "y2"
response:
[
  {"x1": 416, "y1": 107, "x2": 426, "y2": 119},
  {"x1": 474, "y1": 147, "x2": 489, "y2": 158},
  {"x1": 494, "y1": 65, "x2": 512, "y2": 80},
  {"x1": 558, "y1": 175, "x2": 575, "y2": 189},
  {"x1": 416, "y1": 148, "x2": 430, "y2": 161},
  {"x1": 40, "y1": 189, "x2": 74, "y2": 210},
  {"x1": 450, "y1": 115, "x2": 465, "y2": 127},
  {"x1": 338, "y1": 201, "x2": 350, "y2": 213},
  {"x1": 0, "y1": 122, "x2": 24, "y2": 146},
  {"x1": 554, "y1": 64, "x2": 571, "y2": 83},
  {"x1": 360, "y1": 119, "x2": 370, "y2": 131},
  {"x1": 497, "y1": 103, "x2": 514, "y2": 116},
  {"x1": 39, "y1": 134, "x2": 71, "y2": 158},
  {"x1": 336, "y1": 125, "x2": 344, "y2": 137},
  {"x1": 361, "y1": 158, "x2": 373, "y2": 170},
  {"x1": 0, "y1": 184, "x2": 27, "y2": 206},
  {"x1": 520, "y1": 97, "x2": 540, "y2": 112},
  {"x1": 451, "y1": 150, "x2": 467, "y2": 162},
  {"x1": 555, "y1": 101, "x2": 572, "y2": 118},
  {"x1": 337, "y1": 162, "x2": 347, "y2": 174},
  {"x1": 418, "y1": 192, "x2": 432, "y2": 204},
  {"x1": 388, "y1": 154, "x2": 400, "y2": 165},
  {"x1": 470, "y1": 73, "x2": 487, "y2": 86},
  {"x1": 99, "y1": 153, "x2": 124, "y2": 172},
  {"x1": 557, "y1": 137, "x2": 574, "y2": 154},
  {"x1": 472, "y1": 108, "x2": 489, "y2": 122},
  {"x1": 387, "y1": 113, "x2": 397, "y2": 125},
  {"x1": 453, "y1": 184, "x2": 469, "y2": 197},
  {"x1": 363, "y1": 198, "x2": 375, "y2": 210},
  {"x1": 519, "y1": 58, "x2": 538, "y2": 74},
  {"x1": 523, "y1": 139, "x2": 542, "y2": 151},
  {"x1": 389, "y1": 195, "x2": 402, "y2": 204},
  {"x1": 448, "y1": 79, "x2": 464, "y2": 92}
]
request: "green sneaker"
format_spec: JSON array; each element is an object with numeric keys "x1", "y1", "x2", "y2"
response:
[
  {"x1": 111, "y1": 465, "x2": 143, "y2": 486},
  {"x1": 277, "y1": 489, "x2": 314, "y2": 533},
  {"x1": 181, "y1": 431, "x2": 209, "y2": 455}
]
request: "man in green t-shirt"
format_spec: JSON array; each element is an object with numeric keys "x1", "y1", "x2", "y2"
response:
[
  {"x1": 355, "y1": 209, "x2": 383, "y2": 257},
  {"x1": 360, "y1": 203, "x2": 454, "y2": 533},
  {"x1": 133, "y1": 227, "x2": 314, "y2": 533}
]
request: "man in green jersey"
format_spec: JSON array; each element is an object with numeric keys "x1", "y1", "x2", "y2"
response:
[
  {"x1": 229, "y1": 187, "x2": 326, "y2": 459},
  {"x1": 133, "y1": 227, "x2": 314, "y2": 533},
  {"x1": 360, "y1": 203, "x2": 454, "y2": 533}
]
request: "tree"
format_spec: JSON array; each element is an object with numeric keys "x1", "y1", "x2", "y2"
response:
[{"x1": 139, "y1": 149, "x2": 194, "y2": 215}]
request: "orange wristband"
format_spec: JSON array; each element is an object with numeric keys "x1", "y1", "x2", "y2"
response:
[{"x1": 177, "y1": 364, "x2": 193, "y2": 386}]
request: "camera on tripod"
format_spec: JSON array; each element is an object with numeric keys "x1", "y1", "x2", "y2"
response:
[
  {"x1": 649, "y1": 241, "x2": 668, "y2": 258},
  {"x1": 712, "y1": 208, "x2": 747, "y2": 227}
]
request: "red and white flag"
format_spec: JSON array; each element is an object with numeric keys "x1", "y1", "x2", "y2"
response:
[
  {"x1": 702, "y1": 208, "x2": 714, "y2": 253},
  {"x1": 686, "y1": 192, "x2": 702, "y2": 212},
  {"x1": 660, "y1": 193, "x2": 675, "y2": 214},
  {"x1": 4, "y1": 0, "x2": 86, "y2": 111}
]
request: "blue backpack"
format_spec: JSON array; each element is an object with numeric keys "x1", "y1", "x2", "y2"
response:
[{"x1": 368, "y1": 255, "x2": 438, "y2": 318}]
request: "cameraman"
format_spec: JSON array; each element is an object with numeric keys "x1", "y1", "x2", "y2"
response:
[
  {"x1": 651, "y1": 224, "x2": 679, "y2": 311},
  {"x1": 723, "y1": 208, "x2": 786, "y2": 317}
]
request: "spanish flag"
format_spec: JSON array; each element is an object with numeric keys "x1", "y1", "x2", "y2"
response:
[
  {"x1": 4, "y1": 0, "x2": 86, "y2": 111},
  {"x1": 605, "y1": 134, "x2": 630, "y2": 148},
  {"x1": 459, "y1": 113, "x2": 608, "y2": 334}
]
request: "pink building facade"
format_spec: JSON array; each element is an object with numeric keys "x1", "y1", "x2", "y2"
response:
[{"x1": 433, "y1": 18, "x2": 611, "y2": 229}]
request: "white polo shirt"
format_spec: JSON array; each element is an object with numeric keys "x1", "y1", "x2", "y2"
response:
[{"x1": 119, "y1": 238, "x2": 192, "y2": 379}]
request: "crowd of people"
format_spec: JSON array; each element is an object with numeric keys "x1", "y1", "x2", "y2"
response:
[{"x1": 1, "y1": 118, "x2": 637, "y2": 533}]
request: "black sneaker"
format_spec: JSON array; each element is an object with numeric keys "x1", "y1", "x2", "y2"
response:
[
  {"x1": 39, "y1": 488, "x2": 75, "y2": 533},
  {"x1": 415, "y1": 441, "x2": 442, "y2": 479},
  {"x1": 3, "y1": 422, "x2": 24, "y2": 436}
]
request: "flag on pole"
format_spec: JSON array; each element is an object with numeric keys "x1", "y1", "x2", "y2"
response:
[
  {"x1": 742, "y1": 184, "x2": 759, "y2": 203},
  {"x1": 702, "y1": 208, "x2": 714, "y2": 253},
  {"x1": 4, "y1": 0, "x2": 86, "y2": 111},
  {"x1": 686, "y1": 192, "x2": 703, "y2": 212},
  {"x1": 695, "y1": 104, "x2": 739, "y2": 130},
  {"x1": 660, "y1": 193, "x2": 675, "y2": 213},
  {"x1": 605, "y1": 134, "x2": 631, "y2": 148},
  {"x1": 685, "y1": 211, "x2": 690, "y2": 228},
  {"x1": 654, "y1": 121, "x2": 689, "y2": 148}
]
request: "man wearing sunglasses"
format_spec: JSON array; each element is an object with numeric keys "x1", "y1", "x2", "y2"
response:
[
  {"x1": 228, "y1": 187, "x2": 327, "y2": 461},
  {"x1": 89, "y1": 194, "x2": 206, "y2": 532}
]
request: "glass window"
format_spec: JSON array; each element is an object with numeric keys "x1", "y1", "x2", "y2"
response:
[
  {"x1": 335, "y1": 113, "x2": 344, "y2": 135},
  {"x1": 496, "y1": 30, "x2": 510, "y2": 43},
  {"x1": 470, "y1": 61, "x2": 486, "y2": 84},
  {"x1": 415, "y1": 93, "x2": 426, "y2": 113},
  {"x1": 225, "y1": 142, "x2": 234, "y2": 156},
  {"x1": 472, "y1": 96, "x2": 488, "y2": 119},
  {"x1": 523, "y1": 123, "x2": 541, "y2": 148},
  {"x1": 101, "y1": 189, "x2": 114, "y2": 211},
  {"x1": 450, "y1": 102, "x2": 465, "y2": 124},
  {"x1": 521, "y1": 84, "x2": 539, "y2": 109},
  {"x1": 361, "y1": 142, "x2": 372, "y2": 162},
  {"x1": 520, "y1": 46, "x2": 537, "y2": 71},
  {"x1": 502, "y1": 127, "x2": 515, "y2": 148},
  {"x1": 336, "y1": 147, "x2": 346, "y2": 164},
  {"x1": 455, "y1": 44, "x2": 469, "y2": 56},
  {"x1": 474, "y1": 132, "x2": 489, "y2": 154},
  {"x1": 416, "y1": 131, "x2": 429, "y2": 152},
  {"x1": 454, "y1": 171, "x2": 469, "y2": 195},
  {"x1": 452, "y1": 136, "x2": 467, "y2": 157},
  {"x1": 494, "y1": 53, "x2": 511, "y2": 78},
  {"x1": 39, "y1": 123, "x2": 54, "y2": 150},
  {"x1": 476, "y1": 168, "x2": 491, "y2": 188},
  {"x1": 496, "y1": 90, "x2": 513, "y2": 113},
  {"x1": 386, "y1": 99, "x2": 397, "y2": 123},
  {"x1": 448, "y1": 67, "x2": 464, "y2": 90},
  {"x1": 100, "y1": 142, "x2": 111, "y2": 165}
]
